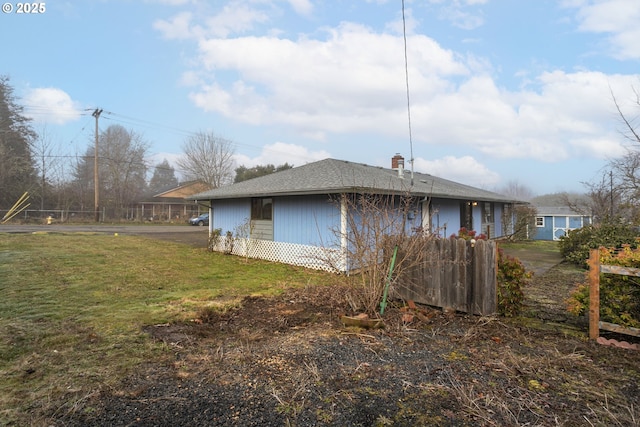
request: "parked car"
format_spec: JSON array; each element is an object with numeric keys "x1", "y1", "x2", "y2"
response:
[{"x1": 189, "y1": 213, "x2": 209, "y2": 226}]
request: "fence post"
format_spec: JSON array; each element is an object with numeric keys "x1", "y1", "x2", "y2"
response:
[{"x1": 588, "y1": 248, "x2": 600, "y2": 340}]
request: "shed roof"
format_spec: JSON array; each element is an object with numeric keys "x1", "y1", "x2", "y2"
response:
[
  {"x1": 189, "y1": 158, "x2": 518, "y2": 203},
  {"x1": 535, "y1": 206, "x2": 590, "y2": 216}
]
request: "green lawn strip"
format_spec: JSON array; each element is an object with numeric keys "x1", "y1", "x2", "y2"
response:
[
  {"x1": 499, "y1": 240, "x2": 560, "y2": 253},
  {"x1": 0, "y1": 233, "x2": 329, "y2": 424}
]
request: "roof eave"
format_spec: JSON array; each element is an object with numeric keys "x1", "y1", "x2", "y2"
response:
[{"x1": 188, "y1": 188, "x2": 521, "y2": 203}]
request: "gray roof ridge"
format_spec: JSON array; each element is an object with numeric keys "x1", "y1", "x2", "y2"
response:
[{"x1": 188, "y1": 157, "x2": 521, "y2": 203}]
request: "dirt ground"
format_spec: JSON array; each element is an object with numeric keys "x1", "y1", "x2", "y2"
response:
[{"x1": 54, "y1": 236, "x2": 640, "y2": 427}]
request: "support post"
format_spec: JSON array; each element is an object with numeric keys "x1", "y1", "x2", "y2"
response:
[
  {"x1": 340, "y1": 194, "x2": 348, "y2": 272},
  {"x1": 588, "y1": 248, "x2": 600, "y2": 340}
]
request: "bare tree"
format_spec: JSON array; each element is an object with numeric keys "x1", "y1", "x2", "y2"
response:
[
  {"x1": 580, "y1": 170, "x2": 621, "y2": 223},
  {"x1": 72, "y1": 124, "x2": 148, "y2": 219},
  {"x1": 177, "y1": 131, "x2": 235, "y2": 188},
  {"x1": 495, "y1": 180, "x2": 535, "y2": 202},
  {"x1": 32, "y1": 125, "x2": 61, "y2": 213},
  {"x1": 492, "y1": 181, "x2": 536, "y2": 240},
  {"x1": 583, "y1": 85, "x2": 640, "y2": 224},
  {"x1": 613, "y1": 84, "x2": 640, "y2": 146},
  {"x1": 99, "y1": 125, "x2": 148, "y2": 218},
  {"x1": 500, "y1": 203, "x2": 537, "y2": 240}
]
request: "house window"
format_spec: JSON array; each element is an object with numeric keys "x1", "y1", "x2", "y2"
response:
[
  {"x1": 251, "y1": 198, "x2": 272, "y2": 220},
  {"x1": 535, "y1": 217, "x2": 544, "y2": 227}
]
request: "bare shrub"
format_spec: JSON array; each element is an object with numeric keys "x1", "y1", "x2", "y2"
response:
[
  {"x1": 320, "y1": 192, "x2": 439, "y2": 315},
  {"x1": 207, "y1": 228, "x2": 222, "y2": 252},
  {"x1": 233, "y1": 217, "x2": 255, "y2": 261}
]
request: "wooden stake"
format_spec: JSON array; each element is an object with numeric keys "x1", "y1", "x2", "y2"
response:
[{"x1": 588, "y1": 249, "x2": 600, "y2": 340}]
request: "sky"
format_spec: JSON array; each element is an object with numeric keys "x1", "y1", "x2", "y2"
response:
[{"x1": 2, "y1": 0, "x2": 639, "y2": 196}]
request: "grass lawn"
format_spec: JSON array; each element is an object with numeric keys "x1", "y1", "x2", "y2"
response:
[
  {"x1": 0, "y1": 232, "x2": 331, "y2": 425},
  {"x1": 498, "y1": 239, "x2": 560, "y2": 252}
]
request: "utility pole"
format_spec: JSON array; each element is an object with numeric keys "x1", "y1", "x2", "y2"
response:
[
  {"x1": 92, "y1": 108, "x2": 103, "y2": 222},
  {"x1": 610, "y1": 170, "x2": 614, "y2": 219}
]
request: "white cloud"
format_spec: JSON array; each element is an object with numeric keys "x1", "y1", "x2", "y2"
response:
[
  {"x1": 233, "y1": 142, "x2": 331, "y2": 168},
  {"x1": 568, "y1": 136, "x2": 626, "y2": 159},
  {"x1": 203, "y1": 3, "x2": 270, "y2": 38},
  {"x1": 569, "y1": 0, "x2": 640, "y2": 60},
  {"x1": 22, "y1": 88, "x2": 82, "y2": 125},
  {"x1": 384, "y1": 6, "x2": 418, "y2": 35},
  {"x1": 414, "y1": 155, "x2": 500, "y2": 188},
  {"x1": 146, "y1": 0, "x2": 194, "y2": 5},
  {"x1": 189, "y1": 22, "x2": 467, "y2": 135},
  {"x1": 427, "y1": 0, "x2": 487, "y2": 30},
  {"x1": 287, "y1": 0, "x2": 313, "y2": 16},
  {"x1": 153, "y1": 11, "x2": 199, "y2": 40},
  {"x1": 161, "y1": 6, "x2": 639, "y2": 173},
  {"x1": 154, "y1": 2, "x2": 272, "y2": 40},
  {"x1": 411, "y1": 71, "x2": 635, "y2": 162}
]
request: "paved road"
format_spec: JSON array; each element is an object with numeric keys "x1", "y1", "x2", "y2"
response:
[
  {"x1": 0, "y1": 224, "x2": 206, "y2": 234},
  {"x1": 0, "y1": 224, "x2": 211, "y2": 247}
]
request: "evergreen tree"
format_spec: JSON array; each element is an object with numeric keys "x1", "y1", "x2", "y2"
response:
[
  {"x1": 0, "y1": 76, "x2": 37, "y2": 207},
  {"x1": 148, "y1": 159, "x2": 179, "y2": 195},
  {"x1": 234, "y1": 163, "x2": 293, "y2": 183}
]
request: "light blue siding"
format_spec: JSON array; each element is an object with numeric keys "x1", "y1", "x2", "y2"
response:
[
  {"x1": 212, "y1": 194, "x2": 512, "y2": 245},
  {"x1": 534, "y1": 216, "x2": 553, "y2": 240},
  {"x1": 347, "y1": 195, "x2": 421, "y2": 238},
  {"x1": 211, "y1": 199, "x2": 251, "y2": 235},
  {"x1": 274, "y1": 195, "x2": 341, "y2": 246},
  {"x1": 211, "y1": 195, "x2": 340, "y2": 246},
  {"x1": 473, "y1": 206, "x2": 482, "y2": 235},
  {"x1": 533, "y1": 215, "x2": 591, "y2": 241},
  {"x1": 430, "y1": 199, "x2": 460, "y2": 237},
  {"x1": 427, "y1": 199, "x2": 509, "y2": 238},
  {"x1": 569, "y1": 216, "x2": 583, "y2": 228}
]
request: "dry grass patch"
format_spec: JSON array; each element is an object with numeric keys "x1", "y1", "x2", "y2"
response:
[{"x1": 0, "y1": 232, "x2": 331, "y2": 426}]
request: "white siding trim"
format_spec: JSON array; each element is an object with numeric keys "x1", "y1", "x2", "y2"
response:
[{"x1": 340, "y1": 195, "x2": 348, "y2": 271}]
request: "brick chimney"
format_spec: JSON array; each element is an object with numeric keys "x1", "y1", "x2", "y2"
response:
[
  {"x1": 391, "y1": 153, "x2": 405, "y2": 178},
  {"x1": 391, "y1": 153, "x2": 405, "y2": 169}
]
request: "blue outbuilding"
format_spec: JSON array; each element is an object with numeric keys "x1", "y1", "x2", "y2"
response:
[{"x1": 533, "y1": 206, "x2": 591, "y2": 241}]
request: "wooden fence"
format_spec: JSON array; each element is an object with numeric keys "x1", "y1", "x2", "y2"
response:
[
  {"x1": 588, "y1": 248, "x2": 640, "y2": 340},
  {"x1": 397, "y1": 238, "x2": 497, "y2": 316}
]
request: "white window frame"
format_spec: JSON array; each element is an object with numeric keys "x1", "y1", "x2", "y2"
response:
[{"x1": 535, "y1": 216, "x2": 544, "y2": 227}]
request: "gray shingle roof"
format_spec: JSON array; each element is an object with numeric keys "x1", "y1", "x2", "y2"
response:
[
  {"x1": 188, "y1": 158, "x2": 518, "y2": 203},
  {"x1": 535, "y1": 206, "x2": 589, "y2": 216}
]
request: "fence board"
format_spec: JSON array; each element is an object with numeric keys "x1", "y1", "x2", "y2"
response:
[
  {"x1": 600, "y1": 264, "x2": 640, "y2": 277},
  {"x1": 600, "y1": 321, "x2": 640, "y2": 337},
  {"x1": 442, "y1": 239, "x2": 454, "y2": 310},
  {"x1": 475, "y1": 240, "x2": 497, "y2": 315},
  {"x1": 454, "y1": 238, "x2": 468, "y2": 312},
  {"x1": 398, "y1": 238, "x2": 497, "y2": 315}
]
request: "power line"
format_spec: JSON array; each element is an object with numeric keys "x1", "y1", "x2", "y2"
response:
[
  {"x1": 102, "y1": 111, "x2": 195, "y2": 138},
  {"x1": 21, "y1": 103, "x2": 327, "y2": 167}
]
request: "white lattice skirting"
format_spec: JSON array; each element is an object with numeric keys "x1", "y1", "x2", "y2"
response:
[{"x1": 209, "y1": 236, "x2": 345, "y2": 272}]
